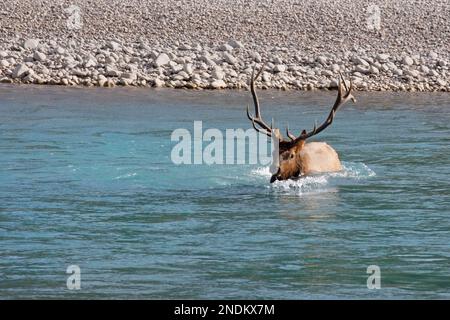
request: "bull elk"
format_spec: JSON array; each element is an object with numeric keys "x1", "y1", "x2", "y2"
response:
[{"x1": 246, "y1": 64, "x2": 356, "y2": 183}]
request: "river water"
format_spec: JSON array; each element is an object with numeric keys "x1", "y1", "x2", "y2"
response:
[{"x1": 0, "y1": 84, "x2": 449, "y2": 299}]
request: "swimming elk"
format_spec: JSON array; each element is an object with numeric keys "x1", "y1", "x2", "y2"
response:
[{"x1": 246, "y1": 65, "x2": 356, "y2": 183}]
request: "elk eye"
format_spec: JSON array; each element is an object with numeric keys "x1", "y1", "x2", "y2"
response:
[{"x1": 290, "y1": 154, "x2": 294, "y2": 159}]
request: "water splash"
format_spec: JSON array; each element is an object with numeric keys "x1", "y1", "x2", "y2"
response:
[
  {"x1": 337, "y1": 162, "x2": 376, "y2": 179},
  {"x1": 272, "y1": 175, "x2": 330, "y2": 194},
  {"x1": 113, "y1": 172, "x2": 137, "y2": 180},
  {"x1": 250, "y1": 162, "x2": 375, "y2": 195},
  {"x1": 250, "y1": 166, "x2": 272, "y2": 177}
]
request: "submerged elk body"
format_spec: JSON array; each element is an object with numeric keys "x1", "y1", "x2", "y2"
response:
[{"x1": 246, "y1": 64, "x2": 356, "y2": 183}]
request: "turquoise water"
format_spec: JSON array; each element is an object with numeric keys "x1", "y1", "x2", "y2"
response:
[{"x1": 0, "y1": 84, "x2": 449, "y2": 299}]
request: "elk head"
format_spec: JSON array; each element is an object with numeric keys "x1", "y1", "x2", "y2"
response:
[{"x1": 246, "y1": 64, "x2": 356, "y2": 183}]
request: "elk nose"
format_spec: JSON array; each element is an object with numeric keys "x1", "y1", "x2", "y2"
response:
[{"x1": 270, "y1": 168, "x2": 280, "y2": 183}]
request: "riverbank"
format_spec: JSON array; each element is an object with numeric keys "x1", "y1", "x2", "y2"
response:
[{"x1": 0, "y1": 0, "x2": 449, "y2": 91}]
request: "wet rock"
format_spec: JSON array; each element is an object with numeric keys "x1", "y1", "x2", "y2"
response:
[
  {"x1": 210, "y1": 79, "x2": 227, "y2": 89},
  {"x1": 154, "y1": 78, "x2": 165, "y2": 87},
  {"x1": 12, "y1": 64, "x2": 30, "y2": 78}
]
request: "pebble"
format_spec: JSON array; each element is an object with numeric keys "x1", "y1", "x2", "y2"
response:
[
  {"x1": 23, "y1": 39, "x2": 39, "y2": 50},
  {"x1": 228, "y1": 40, "x2": 244, "y2": 49},
  {"x1": 154, "y1": 78, "x2": 165, "y2": 87},
  {"x1": 122, "y1": 72, "x2": 137, "y2": 81},
  {"x1": 405, "y1": 69, "x2": 420, "y2": 77},
  {"x1": 84, "y1": 58, "x2": 97, "y2": 68},
  {"x1": 0, "y1": 0, "x2": 448, "y2": 92},
  {"x1": 223, "y1": 52, "x2": 237, "y2": 65},
  {"x1": 210, "y1": 79, "x2": 227, "y2": 89},
  {"x1": 211, "y1": 67, "x2": 225, "y2": 80},
  {"x1": 322, "y1": 70, "x2": 334, "y2": 76},
  {"x1": 393, "y1": 68, "x2": 403, "y2": 76},
  {"x1": 252, "y1": 52, "x2": 262, "y2": 63},
  {"x1": 33, "y1": 51, "x2": 46, "y2": 62},
  {"x1": 12, "y1": 64, "x2": 30, "y2": 78},
  {"x1": 355, "y1": 65, "x2": 370, "y2": 74},
  {"x1": 219, "y1": 43, "x2": 233, "y2": 51},
  {"x1": 377, "y1": 54, "x2": 390, "y2": 61},
  {"x1": 179, "y1": 44, "x2": 191, "y2": 51},
  {"x1": 420, "y1": 65, "x2": 430, "y2": 74},
  {"x1": 155, "y1": 53, "x2": 170, "y2": 67},
  {"x1": 403, "y1": 56, "x2": 414, "y2": 66},
  {"x1": 184, "y1": 63, "x2": 193, "y2": 75},
  {"x1": 316, "y1": 56, "x2": 328, "y2": 65},
  {"x1": 370, "y1": 66, "x2": 380, "y2": 74},
  {"x1": 274, "y1": 64, "x2": 286, "y2": 73},
  {"x1": 108, "y1": 41, "x2": 121, "y2": 51},
  {"x1": 355, "y1": 57, "x2": 370, "y2": 67}
]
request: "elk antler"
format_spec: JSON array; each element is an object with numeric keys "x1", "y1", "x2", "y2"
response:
[
  {"x1": 246, "y1": 63, "x2": 275, "y2": 138},
  {"x1": 291, "y1": 72, "x2": 356, "y2": 142},
  {"x1": 246, "y1": 66, "x2": 355, "y2": 143}
]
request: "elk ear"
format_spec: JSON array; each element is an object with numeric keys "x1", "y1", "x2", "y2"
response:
[
  {"x1": 293, "y1": 130, "x2": 307, "y2": 152},
  {"x1": 296, "y1": 137, "x2": 306, "y2": 151}
]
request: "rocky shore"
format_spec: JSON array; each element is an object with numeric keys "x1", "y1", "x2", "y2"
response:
[{"x1": 0, "y1": 0, "x2": 449, "y2": 91}]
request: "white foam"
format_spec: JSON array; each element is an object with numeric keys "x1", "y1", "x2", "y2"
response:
[
  {"x1": 250, "y1": 166, "x2": 272, "y2": 177},
  {"x1": 338, "y1": 162, "x2": 376, "y2": 179},
  {"x1": 113, "y1": 172, "x2": 137, "y2": 180},
  {"x1": 272, "y1": 175, "x2": 330, "y2": 194},
  {"x1": 250, "y1": 161, "x2": 375, "y2": 195}
]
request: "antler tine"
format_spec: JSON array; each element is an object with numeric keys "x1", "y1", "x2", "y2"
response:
[
  {"x1": 246, "y1": 104, "x2": 252, "y2": 120},
  {"x1": 246, "y1": 62, "x2": 274, "y2": 138},
  {"x1": 339, "y1": 71, "x2": 347, "y2": 91},
  {"x1": 247, "y1": 105, "x2": 272, "y2": 137},
  {"x1": 254, "y1": 62, "x2": 266, "y2": 83},
  {"x1": 312, "y1": 120, "x2": 318, "y2": 134},
  {"x1": 246, "y1": 61, "x2": 302, "y2": 142},
  {"x1": 330, "y1": 109, "x2": 336, "y2": 123},
  {"x1": 339, "y1": 71, "x2": 356, "y2": 103},
  {"x1": 286, "y1": 123, "x2": 295, "y2": 141},
  {"x1": 293, "y1": 73, "x2": 355, "y2": 142},
  {"x1": 250, "y1": 114, "x2": 271, "y2": 138},
  {"x1": 346, "y1": 78, "x2": 356, "y2": 103},
  {"x1": 250, "y1": 62, "x2": 267, "y2": 119}
]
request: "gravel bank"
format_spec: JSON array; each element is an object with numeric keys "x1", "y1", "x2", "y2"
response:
[{"x1": 0, "y1": 0, "x2": 449, "y2": 91}]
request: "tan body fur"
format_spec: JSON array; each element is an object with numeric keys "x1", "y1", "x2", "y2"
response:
[
  {"x1": 299, "y1": 142, "x2": 342, "y2": 175},
  {"x1": 272, "y1": 140, "x2": 342, "y2": 182}
]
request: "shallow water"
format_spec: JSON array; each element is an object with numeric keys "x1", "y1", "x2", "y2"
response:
[{"x1": 0, "y1": 84, "x2": 449, "y2": 299}]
